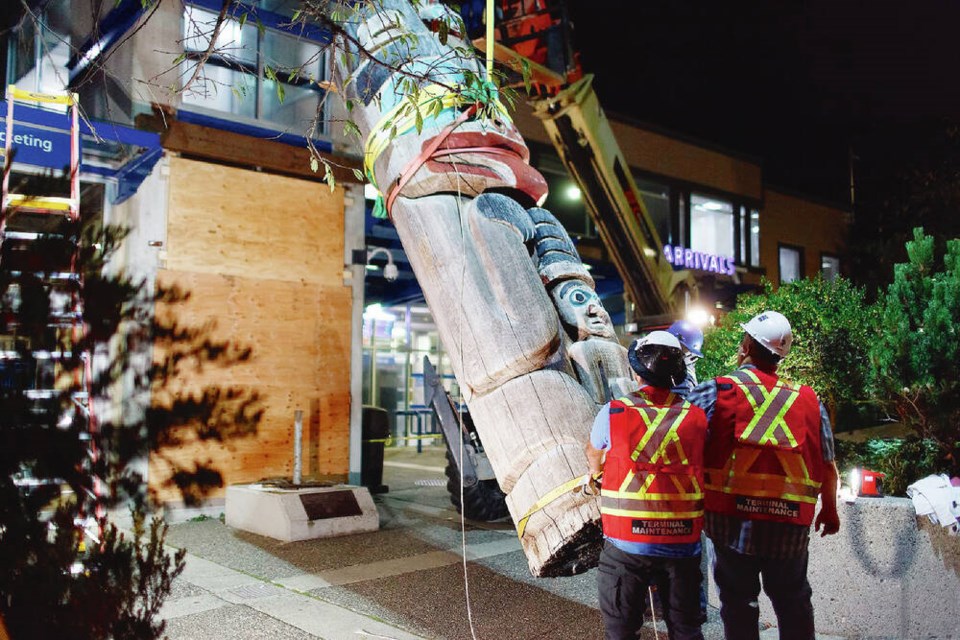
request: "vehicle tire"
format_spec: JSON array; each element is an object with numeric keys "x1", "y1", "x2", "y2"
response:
[{"x1": 444, "y1": 449, "x2": 509, "y2": 521}]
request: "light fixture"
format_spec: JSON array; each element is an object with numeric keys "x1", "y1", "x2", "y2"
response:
[
  {"x1": 685, "y1": 305, "x2": 712, "y2": 328},
  {"x1": 367, "y1": 247, "x2": 399, "y2": 281},
  {"x1": 363, "y1": 302, "x2": 397, "y2": 322},
  {"x1": 701, "y1": 201, "x2": 727, "y2": 211},
  {"x1": 565, "y1": 184, "x2": 582, "y2": 201}
]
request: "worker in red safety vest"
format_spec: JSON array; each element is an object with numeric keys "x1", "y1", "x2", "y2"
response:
[
  {"x1": 583, "y1": 331, "x2": 709, "y2": 640},
  {"x1": 687, "y1": 311, "x2": 840, "y2": 640}
]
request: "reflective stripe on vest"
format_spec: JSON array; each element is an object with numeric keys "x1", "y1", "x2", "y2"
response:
[
  {"x1": 704, "y1": 448, "x2": 821, "y2": 504},
  {"x1": 600, "y1": 394, "x2": 703, "y2": 521},
  {"x1": 704, "y1": 370, "x2": 821, "y2": 505},
  {"x1": 728, "y1": 368, "x2": 800, "y2": 448}
]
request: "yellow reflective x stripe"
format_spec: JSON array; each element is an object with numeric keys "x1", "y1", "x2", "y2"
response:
[
  {"x1": 609, "y1": 468, "x2": 702, "y2": 501},
  {"x1": 623, "y1": 397, "x2": 691, "y2": 464},
  {"x1": 704, "y1": 447, "x2": 822, "y2": 503},
  {"x1": 729, "y1": 369, "x2": 800, "y2": 447}
]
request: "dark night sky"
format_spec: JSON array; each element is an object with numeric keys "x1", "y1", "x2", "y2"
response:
[{"x1": 567, "y1": 0, "x2": 960, "y2": 203}]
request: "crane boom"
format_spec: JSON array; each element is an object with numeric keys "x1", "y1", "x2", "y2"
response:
[{"x1": 533, "y1": 75, "x2": 692, "y2": 319}]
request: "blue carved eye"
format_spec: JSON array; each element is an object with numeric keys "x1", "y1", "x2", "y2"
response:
[{"x1": 571, "y1": 290, "x2": 588, "y2": 304}]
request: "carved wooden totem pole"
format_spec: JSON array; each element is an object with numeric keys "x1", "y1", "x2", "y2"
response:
[{"x1": 330, "y1": 0, "x2": 633, "y2": 576}]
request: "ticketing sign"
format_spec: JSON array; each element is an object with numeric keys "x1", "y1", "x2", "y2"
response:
[{"x1": 0, "y1": 102, "x2": 74, "y2": 171}]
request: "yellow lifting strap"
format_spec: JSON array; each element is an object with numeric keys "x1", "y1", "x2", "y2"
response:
[
  {"x1": 362, "y1": 82, "x2": 511, "y2": 217},
  {"x1": 516, "y1": 474, "x2": 598, "y2": 539},
  {"x1": 485, "y1": 0, "x2": 495, "y2": 75}
]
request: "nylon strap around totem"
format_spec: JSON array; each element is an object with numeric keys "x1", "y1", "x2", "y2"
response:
[{"x1": 516, "y1": 474, "x2": 598, "y2": 539}]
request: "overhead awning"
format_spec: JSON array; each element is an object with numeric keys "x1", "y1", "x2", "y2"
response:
[{"x1": 0, "y1": 100, "x2": 162, "y2": 205}]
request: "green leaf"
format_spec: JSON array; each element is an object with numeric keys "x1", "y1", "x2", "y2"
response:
[
  {"x1": 275, "y1": 82, "x2": 285, "y2": 104},
  {"x1": 238, "y1": 12, "x2": 247, "y2": 30},
  {"x1": 343, "y1": 120, "x2": 361, "y2": 140},
  {"x1": 414, "y1": 108, "x2": 423, "y2": 134},
  {"x1": 310, "y1": 156, "x2": 319, "y2": 173},
  {"x1": 353, "y1": 168, "x2": 365, "y2": 181},
  {"x1": 438, "y1": 19, "x2": 449, "y2": 46},
  {"x1": 323, "y1": 163, "x2": 336, "y2": 192}
]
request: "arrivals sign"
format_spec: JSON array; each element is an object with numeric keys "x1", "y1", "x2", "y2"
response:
[
  {"x1": 663, "y1": 244, "x2": 736, "y2": 276},
  {"x1": 0, "y1": 102, "x2": 73, "y2": 170}
]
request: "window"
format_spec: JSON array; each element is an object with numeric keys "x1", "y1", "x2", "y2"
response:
[
  {"x1": 534, "y1": 148, "x2": 592, "y2": 237},
  {"x1": 690, "y1": 194, "x2": 734, "y2": 258},
  {"x1": 748, "y1": 209, "x2": 760, "y2": 267},
  {"x1": 779, "y1": 244, "x2": 804, "y2": 283},
  {"x1": 821, "y1": 254, "x2": 840, "y2": 281},
  {"x1": 635, "y1": 175, "x2": 672, "y2": 246},
  {"x1": 181, "y1": 5, "x2": 328, "y2": 131},
  {"x1": 7, "y1": 0, "x2": 72, "y2": 94}
]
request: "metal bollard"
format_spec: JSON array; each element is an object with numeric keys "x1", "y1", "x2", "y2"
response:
[{"x1": 293, "y1": 409, "x2": 303, "y2": 486}]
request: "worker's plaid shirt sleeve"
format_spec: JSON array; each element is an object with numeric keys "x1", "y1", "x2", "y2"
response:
[
  {"x1": 686, "y1": 379, "x2": 718, "y2": 422},
  {"x1": 819, "y1": 400, "x2": 835, "y2": 462}
]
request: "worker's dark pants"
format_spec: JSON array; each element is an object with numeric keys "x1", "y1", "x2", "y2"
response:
[
  {"x1": 597, "y1": 542, "x2": 705, "y2": 640},
  {"x1": 712, "y1": 545, "x2": 815, "y2": 640}
]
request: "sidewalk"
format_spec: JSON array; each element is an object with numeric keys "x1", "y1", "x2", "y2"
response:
[{"x1": 157, "y1": 445, "x2": 852, "y2": 640}]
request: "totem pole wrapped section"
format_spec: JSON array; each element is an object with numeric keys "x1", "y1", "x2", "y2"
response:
[{"x1": 329, "y1": 0, "x2": 633, "y2": 576}]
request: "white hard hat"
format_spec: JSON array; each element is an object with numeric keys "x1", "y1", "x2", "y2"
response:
[
  {"x1": 740, "y1": 311, "x2": 793, "y2": 358},
  {"x1": 640, "y1": 330, "x2": 682, "y2": 350},
  {"x1": 628, "y1": 331, "x2": 684, "y2": 387}
]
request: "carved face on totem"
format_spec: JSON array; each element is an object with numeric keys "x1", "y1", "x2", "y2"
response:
[{"x1": 552, "y1": 280, "x2": 617, "y2": 342}]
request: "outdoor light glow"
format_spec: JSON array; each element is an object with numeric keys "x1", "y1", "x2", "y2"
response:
[
  {"x1": 685, "y1": 305, "x2": 711, "y2": 327},
  {"x1": 365, "y1": 264, "x2": 379, "y2": 271},
  {"x1": 565, "y1": 184, "x2": 582, "y2": 201},
  {"x1": 583, "y1": 263, "x2": 593, "y2": 271},
  {"x1": 849, "y1": 468, "x2": 862, "y2": 496},
  {"x1": 701, "y1": 201, "x2": 726, "y2": 211},
  {"x1": 364, "y1": 183, "x2": 379, "y2": 200},
  {"x1": 363, "y1": 303, "x2": 396, "y2": 323}
]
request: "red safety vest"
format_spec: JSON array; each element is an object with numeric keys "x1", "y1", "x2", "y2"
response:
[
  {"x1": 600, "y1": 387, "x2": 707, "y2": 545},
  {"x1": 704, "y1": 368, "x2": 825, "y2": 526}
]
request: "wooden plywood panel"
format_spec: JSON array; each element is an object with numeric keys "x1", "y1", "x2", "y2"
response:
[
  {"x1": 165, "y1": 157, "x2": 345, "y2": 285},
  {"x1": 149, "y1": 269, "x2": 352, "y2": 503}
]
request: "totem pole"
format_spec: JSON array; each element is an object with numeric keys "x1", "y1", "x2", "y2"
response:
[{"x1": 329, "y1": 0, "x2": 632, "y2": 576}]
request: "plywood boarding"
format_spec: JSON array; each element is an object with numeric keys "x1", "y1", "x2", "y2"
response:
[
  {"x1": 149, "y1": 270, "x2": 352, "y2": 503},
  {"x1": 165, "y1": 156, "x2": 345, "y2": 286}
]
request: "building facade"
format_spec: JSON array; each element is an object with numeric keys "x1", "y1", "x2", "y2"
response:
[{"x1": 2, "y1": 0, "x2": 849, "y2": 507}]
